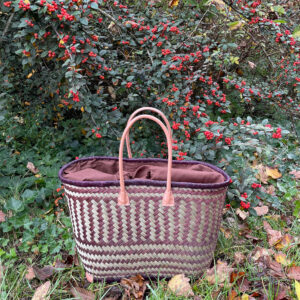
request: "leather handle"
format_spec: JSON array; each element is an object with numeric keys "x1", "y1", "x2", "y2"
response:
[
  {"x1": 118, "y1": 114, "x2": 174, "y2": 206},
  {"x1": 125, "y1": 107, "x2": 172, "y2": 158}
]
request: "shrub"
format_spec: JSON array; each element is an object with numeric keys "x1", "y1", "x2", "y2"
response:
[{"x1": 0, "y1": 0, "x2": 299, "y2": 211}]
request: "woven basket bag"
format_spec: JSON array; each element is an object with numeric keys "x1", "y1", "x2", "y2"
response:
[{"x1": 59, "y1": 107, "x2": 230, "y2": 282}]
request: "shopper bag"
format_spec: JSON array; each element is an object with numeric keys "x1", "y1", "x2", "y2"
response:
[{"x1": 59, "y1": 107, "x2": 231, "y2": 281}]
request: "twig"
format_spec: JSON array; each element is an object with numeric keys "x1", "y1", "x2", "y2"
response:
[
  {"x1": 189, "y1": 8, "x2": 210, "y2": 37},
  {"x1": 146, "y1": 49, "x2": 153, "y2": 66},
  {"x1": 0, "y1": 12, "x2": 15, "y2": 43}
]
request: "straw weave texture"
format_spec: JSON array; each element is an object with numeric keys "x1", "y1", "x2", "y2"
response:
[{"x1": 64, "y1": 184, "x2": 227, "y2": 281}]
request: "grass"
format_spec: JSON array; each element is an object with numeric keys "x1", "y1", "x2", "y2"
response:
[{"x1": 1, "y1": 206, "x2": 299, "y2": 299}]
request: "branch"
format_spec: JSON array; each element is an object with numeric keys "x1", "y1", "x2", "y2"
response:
[
  {"x1": 189, "y1": 7, "x2": 210, "y2": 37},
  {"x1": 0, "y1": 12, "x2": 15, "y2": 43}
]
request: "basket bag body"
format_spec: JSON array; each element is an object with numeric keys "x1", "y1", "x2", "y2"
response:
[{"x1": 59, "y1": 108, "x2": 230, "y2": 282}]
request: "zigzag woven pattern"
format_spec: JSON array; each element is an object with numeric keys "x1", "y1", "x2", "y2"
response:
[{"x1": 65, "y1": 184, "x2": 227, "y2": 281}]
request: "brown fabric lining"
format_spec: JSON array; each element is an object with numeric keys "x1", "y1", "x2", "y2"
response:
[{"x1": 62, "y1": 159, "x2": 225, "y2": 184}]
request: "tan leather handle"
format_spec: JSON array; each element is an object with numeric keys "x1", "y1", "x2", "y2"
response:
[
  {"x1": 125, "y1": 107, "x2": 172, "y2": 158},
  {"x1": 118, "y1": 114, "x2": 174, "y2": 206}
]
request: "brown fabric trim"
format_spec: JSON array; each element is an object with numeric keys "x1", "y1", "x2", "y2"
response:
[{"x1": 60, "y1": 157, "x2": 228, "y2": 186}]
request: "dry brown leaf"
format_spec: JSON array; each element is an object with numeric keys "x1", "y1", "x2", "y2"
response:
[
  {"x1": 211, "y1": 0, "x2": 225, "y2": 10},
  {"x1": 227, "y1": 289, "x2": 239, "y2": 300},
  {"x1": 266, "y1": 185, "x2": 276, "y2": 195},
  {"x1": 254, "y1": 164, "x2": 268, "y2": 184},
  {"x1": 206, "y1": 260, "x2": 234, "y2": 285},
  {"x1": 287, "y1": 266, "x2": 300, "y2": 280},
  {"x1": 33, "y1": 266, "x2": 55, "y2": 281},
  {"x1": 253, "y1": 206, "x2": 269, "y2": 216},
  {"x1": 274, "y1": 252, "x2": 290, "y2": 266},
  {"x1": 27, "y1": 162, "x2": 39, "y2": 174},
  {"x1": 290, "y1": 170, "x2": 300, "y2": 180},
  {"x1": 70, "y1": 287, "x2": 95, "y2": 300},
  {"x1": 86, "y1": 272, "x2": 94, "y2": 283},
  {"x1": 32, "y1": 281, "x2": 51, "y2": 300},
  {"x1": 54, "y1": 259, "x2": 72, "y2": 269},
  {"x1": 234, "y1": 252, "x2": 246, "y2": 265},
  {"x1": 252, "y1": 247, "x2": 274, "y2": 262},
  {"x1": 266, "y1": 167, "x2": 282, "y2": 179},
  {"x1": 267, "y1": 259, "x2": 285, "y2": 278},
  {"x1": 0, "y1": 211, "x2": 6, "y2": 222},
  {"x1": 120, "y1": 274, "x2": 147, "y2": 300},
  {"x1": 168, "y1": 0, "x2": 179, "y2": 7},
  {"x1": 275, "y1": 234, "x2": 293, "y2": 250},
  {"x1": 220, "y1": 227, "x2": 233, "y2": 239},
  {"x1": 248, "y1": 61, "x2": 256, "y2": 69},
  {"x1": 108, "y1": 86, "x2": 116, "y2": 100},
  {"x1": 25, "y1": 267, "x2": 36, "y2": 280},
  {"x1": 236, "y1": 208, "x2": 249, "y2": 220},
  {"x1": 263, "y1": 221, "x2": 282, "y2": 247},
  {"x1": 167, "y1": 274, "x2": 194, "y2": 297},
  {"x1": 0, "y1": 264, "x2": 5, "y2": 284}
]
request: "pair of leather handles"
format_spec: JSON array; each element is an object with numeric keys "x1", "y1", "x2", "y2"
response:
[{"x1": 118, "y1": 107, "x2": 174, "y2": 206}]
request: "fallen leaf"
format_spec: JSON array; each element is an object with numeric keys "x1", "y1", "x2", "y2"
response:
[
  {"x1": 254, "y1": 164, "x2": 268, "y2": 184},
  {"x1": 0, "y1": 264, "x2": 5, "y2": 284},
  {"x1": 0, "y1": 211, "x2": 6, "y2": 222},
  {"x1": 274, "y1": 284, "x2": 289, "y2": 300},
  {"x1": 108, "y1": 86, "x2": 116, "y2": 100},
  {"x1": 295, "y1": 280, "x2": 300, "y2": 300},
  {"x1": 290, "y1": 170, "x2": 300, "y2": 180},
  {"x1": 220, "y1": 227, "x2": 233, "y2": 239},
  {"x1": 248, "y1": 61, "x2": 256, "y2": 69},
  {"x1": 228, "y1": 21, "x2": 244, "y2": 31},
  {"x1": 86, "y1": 272, "x2": 93, "y2": 283},
  {"x1": 275, "y1": 234, "x2": 293, "y2": 250},
  {"x1": 287, "y1": 267, "x2": 300, "y2": 280},
  {"x1": 274, "y1": 252, "x2": 290, "y2": 266},
  {"x1": 263, "y1": 221, "x2": 282, "y2": 247},
  {"x1": 120, "y1": 274, "x2": 147, "y2": 300},
  {"x1": 54, "y1": 259, "x2": 72, "y2": 269},
  {"x1": 239, "y1": 278, "x2": 250, "y2": 293},
  {"x1": 25, "y1": 267, "x2": 36, "y2": 280},
  {"x1": 267, "y1": 259, "x2": 285, "y2": 278},
  {"x1": 32, "y1": 281, "x2": 51, "y2": 300},
  {"x1": 70, "y1": 287, "x2": 95, "y2": 300},
  {"x1": 230, "y1": 272, "x2": 245, "y2": 283},
  {"x1": 236, "y1": 208, "x2": 249, "y2": 220},
  {"x1": 27, "y1": 162, "x2": 39, "y2": 174},
  {"x1": 266, "y1": 167, "x2": 282, "y2": 179},
  {"x1": 266, "y1": 185, "x2": 276, "y2": 195},
  {"x1": 206, "y1": 260, "x2": 234, "y2": 285},
  {"x1": 252, "y1": 247, "x2": 274, "y2": 262},
  {"x1": 167, "y1": 274, "x2": 194, "y2": 297},
  {"x1": 234, "y1": 252, "x2": 246, "y2": 265},
  {"x1": 33, "y1": 266, "x2": 55, "y2": 280},
  {"x1": 168, "y1": 0, "x2": 179, "y2": 7},
  {"x1": 227, "y1": 289, "x2": 239, "y2": 300},
  {"x1": 253, "y1": 206, "x2": 269, "y2": 216},
  {"x1": 211, "y1": 0, "x2": 225, "y2": 10}
]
